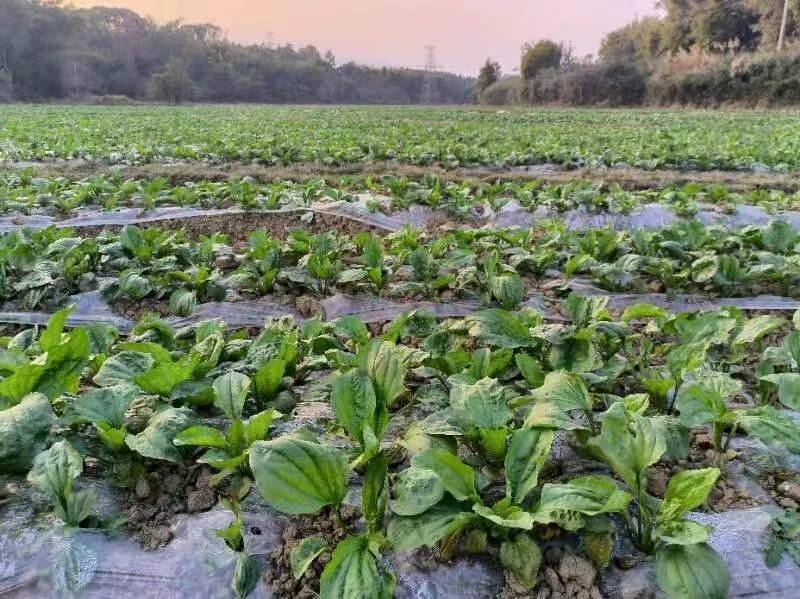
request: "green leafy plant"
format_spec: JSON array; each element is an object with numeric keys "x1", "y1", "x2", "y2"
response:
[
  {"x1": 764, "y1": 509, "x2": 800, "y2": 569},
  {"x1": 174, "y1": 372, "x2": 281, "y2": 495},
  {"x1": 27, "y1": 440, "x2": 98, "y2": 528}
]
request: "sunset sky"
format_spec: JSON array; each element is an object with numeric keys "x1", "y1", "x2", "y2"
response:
[{"x1": 70, "y1": 0, "x2": 660, "y2": 75}]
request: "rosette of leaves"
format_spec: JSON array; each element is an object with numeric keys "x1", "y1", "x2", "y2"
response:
[
  {"x1": 386, "y1": 426, "x2": 557, "y2": 590},
  {"x1": 249, "y1": 433, "x2": 395, "y2": 599},
  {"x1": 675, "y1": 368, "x2": 800, "y2": 466},
  {"x1": 174, "y1": 371, "x2": 281, "y2": 495},
  {"x1": 550, "y1": 401, "x2": 732, "y2": 599}
]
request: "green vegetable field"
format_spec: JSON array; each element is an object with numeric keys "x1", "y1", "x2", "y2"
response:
[{"x1": 1, "y1": 105, "x2": 799, "y2": 599}]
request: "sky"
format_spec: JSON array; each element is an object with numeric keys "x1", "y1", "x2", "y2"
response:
[{"x1": 70, "y1": 0, "x2": 661, "y2": 75}]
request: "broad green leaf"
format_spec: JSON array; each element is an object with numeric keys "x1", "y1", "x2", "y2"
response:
[
  {"x1": 331, "y1": 370, "x2": 379, "y2": 447},
  {"x1": 213, "y1": 371, "x2": 251, "y2": 421},
  {"x1": 473, "y1": 501, "x2": 534, "y2": 530},
  {"x1": 96, "y1": 423, "x2": 127, "y2": 451},
  {"x1": 0, "y1": 393, "x2": 55, "y2": 473},
  {"x1": 135, "y1": 360, "x2": 194, "y2": 398},
  {"x1": 27, "y1": 439, "x2": 83, "y2": 497},
  {"x1": 505, "y1": 428, "x2": 554, "y2": 504},
  {"x1": 250, "y1": 436, "x2": 348, "y2": 515},
  {"x1": 449, "y1": 378, "x2": 511, "y2": 430},
  {"x1": 291, "y1": 536, "x2": 329, "y2": 580},
  {"x1": 731, "y1": 316, "x2": 785, "y2": 346},
  {"x1": 621, "y1": 303, "x2": 668, "y2": 323},
  {"x1": 652, "y1": 416, "x2": 691, "y2": 461},
  {"x1": 169, "y1": 288, "x2": 197, "y2": 317},
  {"x1": 655, "y1": 520, "x2": 711, "y2": 545},
  {"x1": 587, "y1": 403, "x2": 665, "y2": 495},
  {"x1": 736, "y1": 406, "x2": 800, "y2": 455},
  {"x1": 232, "y1": 554, "x2": 261, "y2": 599},
  {"x1": 390, "y1": 466, "x2": 445, "y2": 516},
  {"x1": 320, "y1": 535, "x2": 394, "y2": 599},
  {"x1": 413, "y1": 448, "x2": 478, "y2": 503},
  {"x1": 659, "y1": 468, "x2": 720, "y2": 523},
  {"x1": 72, "y1": 384, "x2": 139, "y2": 429},
  {"x1": 40, "y1": 306, "x2": 74, "y2": 352},
  {"x1": 499, "y1": 533, "x2": 541, "y2": 589},
  {"x1": 530, "y1": 371, "x2": 593, "y2": 413},
  {"x1": 35, "y1": 328, "x2": 90, "y2": 400},
  {"x1": 522, "y1": 400, "x2": 585, "y2": 430},
  {"x1": 125, "y1": 407, "x2": 195, "y2": 462},
  {"x1": 333, "y1": 316, "x2": 370, "y2": 346},
  {"x1": 173, "y1": 425, "x2": 228, "y2": 449},
  {"x1": 564, "y1": 294, "x2": 610, "y2": 328},
  {"x1": 654, "y1": 544, "x2": 730, "y2": 599},
  {"x1": 675, "y1": 370, "x2": 739, "y2": 427},
  {"x1": 116, "y1": 342, "x2": 173, "y2": 365},
  {"x1": 691, "y1": 255, "x2": 719, "y2": 283},
  {"x1": 362, "y1": 341, "x2": 406, "y2": 407},
  {"x1": 515, "y1": 354, "x2": 544, "y2": 388},
  {"x1": 254, "y1": 359, "x2": 285, "y2": 401},
  {"x1": 387, "y1": 502, "x2": 476, "y2": 551},
  {"x1": 57, "y1": 488, "x2": 96, "y2": 527},
  {"x1": 468, "y1": 310, "x2": 535, "y2": 349},
  {"x1": 244, "y1": 409, "x2": 280, "y2": 445},
  {"x1": 491, "y1": 273, "x2": 524, "y2": 310},
  {"x1": 759, "y1": 373, "x2": 800, "y2": 410},
  {"x1": 536, "y1": 476, "x2": 631, "y2": 517},
  {"x1": 93, "y1": 351, "x2": 155, "y2": 386}
]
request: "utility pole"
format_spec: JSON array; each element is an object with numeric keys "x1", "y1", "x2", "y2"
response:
[
  {"x1": 421, "y1": 45, "x2": 437, "y2": 105},
  {"x1": 778, "y1": 0, "x2": 790, "y2": 51}
]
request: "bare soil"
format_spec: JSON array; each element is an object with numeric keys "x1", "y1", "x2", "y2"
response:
[
  {"x1": 12, "y1": 160, "x2": 800, "y2": 193},
  {"x1": 122, "y1": 462, "x2": 216, "y2": 550},
  {"x1": 498, "y1": 546, "x2": 603, "y2": 599},
  {"x1": 264, "y1": 505, "x2": 361, "y2": 598},
  {"x1": 760, "y1": 470, "x2": 800, "y2": 510}
]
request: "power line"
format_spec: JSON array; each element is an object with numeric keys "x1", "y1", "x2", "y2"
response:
[{"x1": 421, "y1": 45, "x2": 437, "y2": 105}]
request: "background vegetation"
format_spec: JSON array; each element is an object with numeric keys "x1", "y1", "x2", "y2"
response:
[
  {"x1": 0, "y1": 0, "x2": 473, "y2": 104},
  {"x1": 475, "y1": 0, "x2": 800, "y2": 108}
]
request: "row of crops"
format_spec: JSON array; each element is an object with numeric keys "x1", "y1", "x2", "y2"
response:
[
  {"x1": 1, "y1": 104, "x2": 799, "y2": 599},
  {"x1": 4, "y1": 171, "x2": 800, "y2": 217},
  {"x1": 3, "y1": 294, "x2": 800, "y2": 598},
  {"x1": 6, "y1": 216, "x2": 800, "y2": 317},
  {"x1": 3, "y1": 106, "x2": 800, "y2": 170}
]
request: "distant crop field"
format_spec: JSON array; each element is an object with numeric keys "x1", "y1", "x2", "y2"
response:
[{"x1": 2, "y1": 104, "x2": 800, "y2": 171}]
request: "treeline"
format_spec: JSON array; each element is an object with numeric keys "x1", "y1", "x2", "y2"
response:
[
  {"x1": 0, "y1": 0, "x2": 473, "y2": 104},
  {"x1": 476, "y1": 0, "x2": 800, "y2": 108}
]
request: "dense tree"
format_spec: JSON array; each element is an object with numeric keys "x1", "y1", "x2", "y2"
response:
[
  {"x1": 520, "y1": 40, "x2": 563, "y2": 81},
  {"x1": 599, "y1": 17, "x2": 665, "y2": 72},
  {"x1": 747, "y1": 0, "x2": 800, "y2": 48},
  {"x1": 474, "y1": 59, "x2": 501, "y2": 98},
  {"x1": 148, "y1": 57, "x2": 193, "y2": 103},
  {"x1": 691, "y1": 0, "x2": 760, "y2": 51},
  {"x1": 0, "y1": 0, "x2": 473, "y2": 104}
]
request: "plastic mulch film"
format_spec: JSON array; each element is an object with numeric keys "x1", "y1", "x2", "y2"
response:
[
  {"x1": 2, "y1": 288, "x2": 800, "y2": 333},
  {"x1": 4, "y1": 197, "x2": 800, "y2": 235}
]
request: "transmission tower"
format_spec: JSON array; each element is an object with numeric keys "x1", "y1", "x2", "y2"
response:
[{"x1": 421, "y1": 45, "x2": 437, "y2": 105}]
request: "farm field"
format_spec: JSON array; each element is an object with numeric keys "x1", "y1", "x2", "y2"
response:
[
  {"x1": 3, "y1": 105, "x2": 800, "y2": 170},
  {"x1": 1, "y1": 105, "x2": 799, "y2": 599}
]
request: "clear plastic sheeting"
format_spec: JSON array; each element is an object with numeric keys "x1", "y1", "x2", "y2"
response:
[
  {"x1": 4, "y1": 195, "x2": 800, "y2": 235},
  {"x1": 166, "y1": 298, "x2": 304, "y2": 329},
  {"x1": 0, "y1": 201, "x2": 411, "y2": 235},
  {"x1": 611, "y1": 507, "x2": 800, "y2": 599},
  {"x1": 567, "y1": 280, "x2": 800, "y2": 313},
  {"x1": 0, "y1": 502, "x2": 279, "y2": 598},
  {"x1": 0, "y1": 292, "x2": 133, "y2": 331}
]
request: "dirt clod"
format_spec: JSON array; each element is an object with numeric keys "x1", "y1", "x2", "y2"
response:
[{"x1": 295, "y1": 295, "x2": 321, "y2": 318}]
